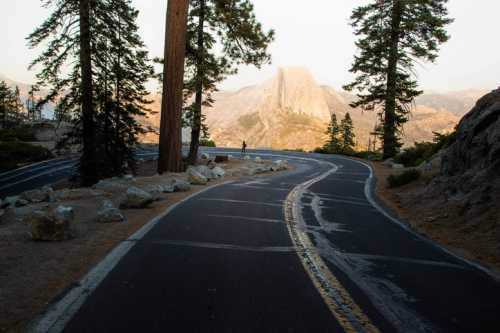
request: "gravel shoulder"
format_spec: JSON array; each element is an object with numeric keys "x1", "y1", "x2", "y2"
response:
[{"x1": 371, "y1": 161, "x2": 500, "y2": 274}]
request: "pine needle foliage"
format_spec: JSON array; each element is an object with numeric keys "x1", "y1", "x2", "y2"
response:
[
  {"x1": 28, "y1": 0, "x2": 153, "y2": 182},
  {"x1": 344, "y1": 0, "x2": 453, "y2": 158}
]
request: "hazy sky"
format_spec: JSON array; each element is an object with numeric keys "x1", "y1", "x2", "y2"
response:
[{"x1": 1, "y1": 0, "x2": 499, "y2": 92}]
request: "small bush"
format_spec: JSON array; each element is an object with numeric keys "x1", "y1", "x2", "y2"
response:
[
  {"x1": 0, "y1": 142, "x2": 53, "y2": 172},
  {"x1": 0, "y1": 125, "x2": 37, "y2": 142},
  {"x1": 199, "y1": 139, "x2": 216, "y2": 147},
  {"x1": 352, "y1": 150, "x2": 383, "y2": 161},
  {"x1": 394, "y1": 131, "x2": 456, "y2": 167},
  {"x1": 313, "y1": 146, "x2": 330, "y2": 154},
  {"x1": 387, "y1": 169, "x2": 421, "y2": 188},
  {"x1": 313, "y1": 147, "x2": 382, "y2": 161}
]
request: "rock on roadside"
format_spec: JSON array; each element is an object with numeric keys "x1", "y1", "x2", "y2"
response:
[
  {"x1": 27, "y1": 205, "x2": 74, "y2": 241},
  {"x1": 96, "y1": 200, "x2": 125, "y2": 223},
  {"x1": 172, "y1": 179, "x2": 191, "y2": 192},
  {"x1": 271, "y1": 160, "x2": 289, "y2": 171},
  {"x1": 119, "y1": 186, "x2": 154, "y2": 209},
  {"x1": 212, "y1": 166, "x2": 225, "y2": 178},
  {"x1": 187, "y1": 168, "x2": 208, "y2": 185},
  {"x1": 20, "y1": 186, "x2": 54, "y2": 203}
]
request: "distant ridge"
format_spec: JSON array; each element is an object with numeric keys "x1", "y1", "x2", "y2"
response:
[{"x1": 198, "y1": 67, "x2": 482, "y2": 150}]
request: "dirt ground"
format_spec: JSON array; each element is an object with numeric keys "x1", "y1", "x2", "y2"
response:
[
  {"x1": 371, "y1": 161, "x2": 500, "y2": 274},
  {"x1": 0, "y1": 158, "x2": 279, "y2": 332}
]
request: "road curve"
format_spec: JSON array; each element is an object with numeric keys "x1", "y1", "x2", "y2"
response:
[{"x1": 24, "y1": 151, "x2": 500, "y2": 332}]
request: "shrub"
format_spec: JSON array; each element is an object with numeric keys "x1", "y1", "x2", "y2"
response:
[
  {"x1": 0, "y1": 142, "x2": 53, "y2": 172},
  {"x1": 0, "y1": 125, "x2": 37, "y2": 142},
  {"x1": 313, "y1": 146, "x2": 330, "y2": 154},
  {"x1": 393, "y1": 131, "x2": 456, "y2": 167},
  {"x1": 199, "y1": 139, "x2": 216, "y2": 147},
  {"x1": 352, "y1": 150, "x2": 383, "y2": 161},
  {"x1": 387, "y1": 169, "x2": 421, "y2": 188}
]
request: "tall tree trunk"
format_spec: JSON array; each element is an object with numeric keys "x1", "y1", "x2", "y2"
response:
[
  {"x1": 383, "y1": 0, "x2": 403, "y2": 159},
  {"x1": 187, "y1": 0, "x2": 205, "y2": 165},
  {"x1": 158, "y1": 0, "x2": 190, "y2": 173},
  {"x1": 115, "y1": 17, "x2": 122, "y2": 174},
  {"x1": 79, "y1": 0, "x2": 98, "y2": 185}
]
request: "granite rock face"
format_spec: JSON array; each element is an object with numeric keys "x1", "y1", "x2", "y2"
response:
[{"x1": 442, "y1": 87, "x2": 500, "y2": 179}]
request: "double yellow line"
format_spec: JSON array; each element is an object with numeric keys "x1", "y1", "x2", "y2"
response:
[{"x1": 283, "y1": 164, "x2": 380, "y2": 333}]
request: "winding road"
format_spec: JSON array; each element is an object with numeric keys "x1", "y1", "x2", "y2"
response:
[{"x1": 17, "y1": 150, "x2": 500, "y2": 333}]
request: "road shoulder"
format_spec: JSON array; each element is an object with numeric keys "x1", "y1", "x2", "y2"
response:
[{"x1": 370, "y1": 161, "x2": 500, "y2": 275}]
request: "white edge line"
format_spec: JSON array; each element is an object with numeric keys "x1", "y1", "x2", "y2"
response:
[
  {"x1": 0, "y1": 157, "x2": 70, "y2": 178},
  {"x1": 28, "y1": 180, "x2": 234, "y2": 333},
  {"x1": 0, "y1": 165, "x2": 75, "y2": 191},
  {"x1": 335, "y1": 155, "x2": 500, "y2": 282}
]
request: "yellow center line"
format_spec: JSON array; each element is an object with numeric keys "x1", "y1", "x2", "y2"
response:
[{"x1": 284, "y1": 164, "x2": 380, "y2": 333}]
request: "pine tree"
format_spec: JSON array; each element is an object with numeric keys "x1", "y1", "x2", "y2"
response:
[
  {"x1": 184, "y1": 0, "x2": 274, "y2": 164},
  {"x1": 0, "y1": 81, "x2": 13, "y2": 128},
  {"x1": 344, "y1": 0, "x2": 452, "y2": 159},
  {"x1": 0, "y1": 82, "x2": 23, "y2": 127},
  {"x1": 28, "y1": 0, "x2": 98, "y2": 185},
  {"x1": 324, "y1": 113, "x2": 342, "y2": 153},
  {"x1": 26, "y1": 85, "x2": 42, "y2": 121},
  {"x1": 340, "y1": 113, "x2": 356, "y2": 153},
  {"x1": 29, "y1": 0, "x2": 153, "y2": 182},
  {"x1": 12, "y1": 86, "x2": 24, "y2": 122},
  {"x1": 93, "y1": 0, "x2": 154, "y2": 176}
]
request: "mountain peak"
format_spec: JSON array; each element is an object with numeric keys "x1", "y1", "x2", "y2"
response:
[{"x1": 265, "y1": 67, "x2": 330, "y2": 119}]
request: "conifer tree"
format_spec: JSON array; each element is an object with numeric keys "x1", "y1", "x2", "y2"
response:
[
  {"x1": 29, "y1": 0, "x2": 153, "y2": 182},
  {"x1": 28, "y1": 0, "x2": 98, "y2": 184},
  {"x1": 0, "y1": 81, "x2": 14, "y2": 128},
  {"x1": 9, "y1": 86, "x2": 24, "y2": 123},
  {"x1": 26, "y1": 85, "x2": 42, "y2": 121},
  {"x1": 344, "y1": 0, "x2": 452, "y2": 158},
  {"x1": 324, "y1": 113, "x2": 342, "y2": 153},
  {"x1": 184, "y1": 0, "x2": 274, "y2": 164},
  {"x1": 93, "y1": 0, "x2": 154, "y2": 176},
  {"x1": 340, "y1": 113, "x2": 356, "y2": 153}
]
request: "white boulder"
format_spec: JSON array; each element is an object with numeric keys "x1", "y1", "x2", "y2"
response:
[
  {"x1": 54, "y1": 188, "x2": 102, "y2": 201},
  {"x1": 392, "y1": 163, "x2": 405, "y2": 169},
  {"x1": 212, "y1": 166, "x2": 226, "y2": 178},
  {"x1": 54, "y1": 205, "x2": 74, "y2": 224},
  {"x1": 21, "y1": 186, "x2": 53, "y2": 203},
  {"x1": 197, "y1": 165, "x2": 216, "y2": 180},
  {"x1": 94, "y1": 179, "x2": 130, "y2": 193},
  {"x1": 120, "y1": 186, "x2": 154, "y2": 209},
  {"x1": 187, "y1": 168, "x2": 208, "y2": 185},
  {"x1": 96, "y1": 200, "x2": 125, "y2": 223},
  {"x1": 271, "y1": 160, "x2": 289, "y2": 171},
  {"x1": 172, "y1": 179, "x2": 191, "y2": 192},
  {"x1": 201, "y1": 153, "x2": 210, "y2": 160},
  {"x1": 27, "y1": 208, "x2": 73, "y2": 241},
  {"x1": 4, "y1": 196, "x2": 20, "y2": 207}
]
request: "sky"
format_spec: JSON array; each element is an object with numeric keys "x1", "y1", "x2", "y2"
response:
[{"x1": 1, "y1": 0, "x2": 499, "y2": 93}]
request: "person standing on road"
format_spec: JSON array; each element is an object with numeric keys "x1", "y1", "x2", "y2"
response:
[{"x1": 241, "y1": 140, "x2": 247, "y2": 155}]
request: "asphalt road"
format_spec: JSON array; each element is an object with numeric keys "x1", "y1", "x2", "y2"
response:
[
  {"x1": 18, "y1": 150, "x2": 500, "y2": 332},
  {"x1": 0, "y1": 150, "x2": 158, "y2": 198}
]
